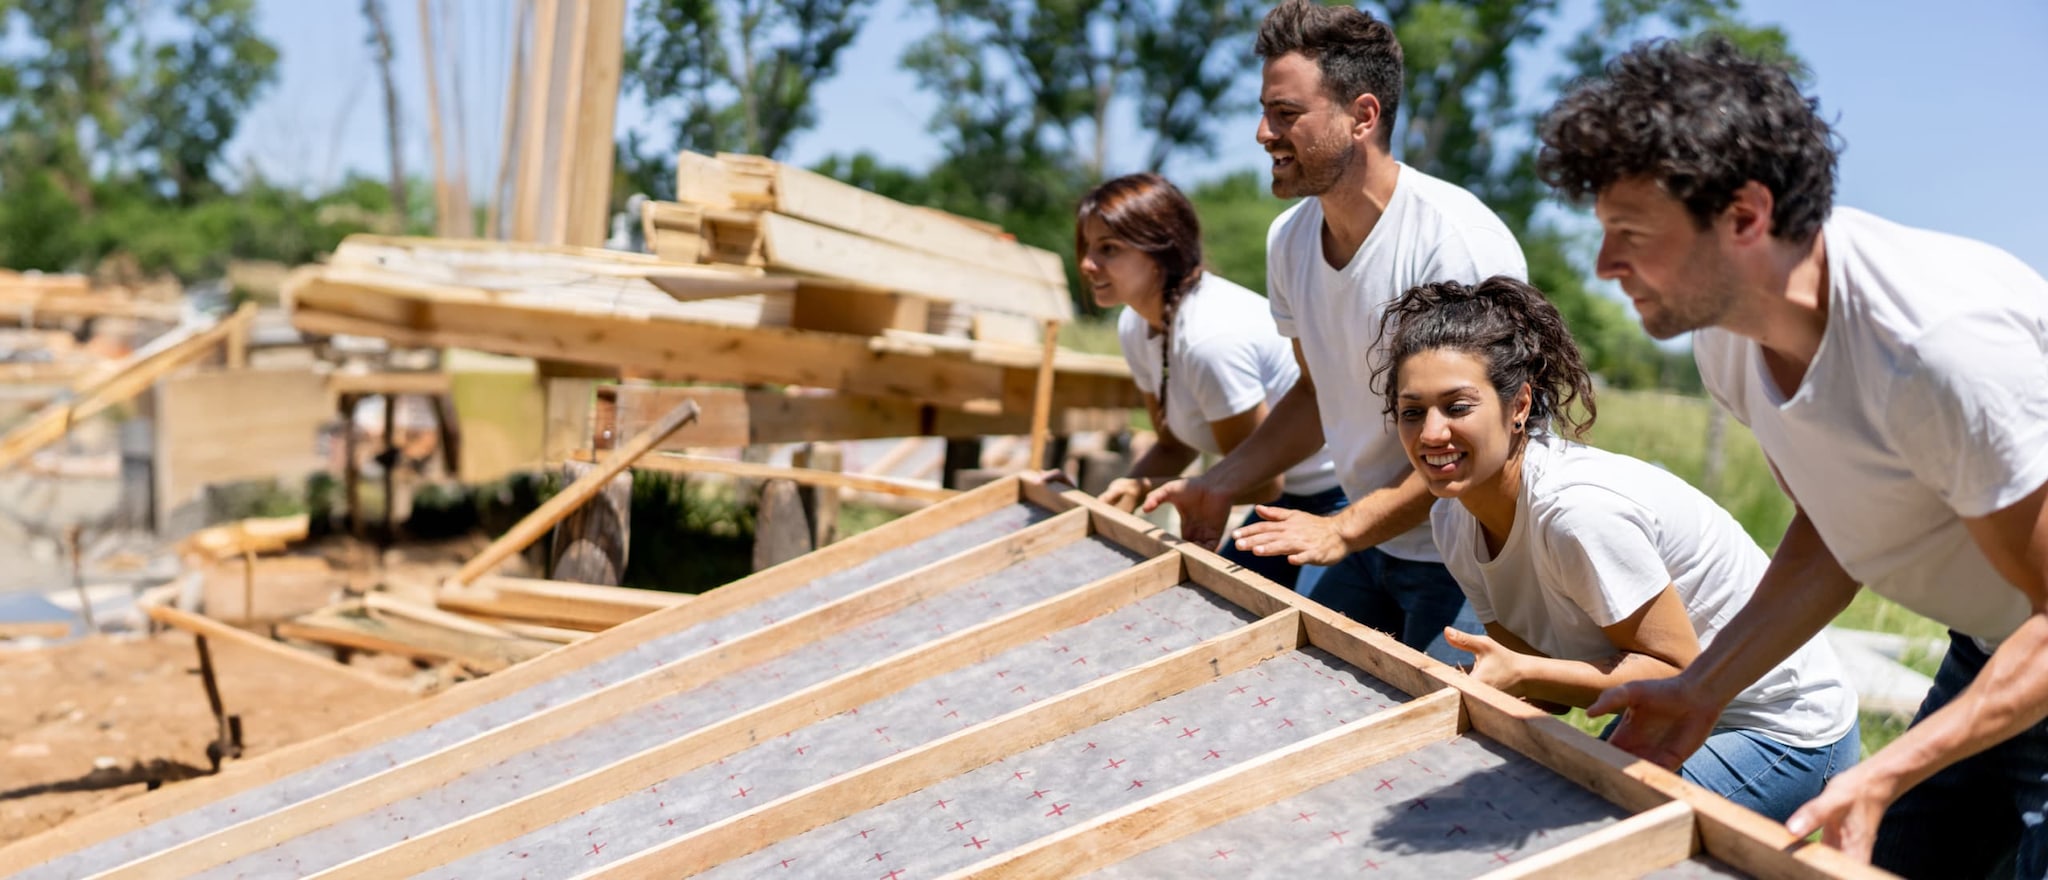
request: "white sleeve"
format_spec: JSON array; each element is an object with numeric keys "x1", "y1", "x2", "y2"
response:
[
  {"x1": 1265, "y1": 215, "x2": 1298, "y2": 339},
  {"x1": 1886, "y1": 317, "x2": 2048, "y2": 518},
  {"x1": 1537, "y1": 487, "x2": 1672, "y2": 628},
  {"x1": 1180, "y1": 336, "x2": 1271, "y2": 424},
  {"x1": 1421, "y1": 225, "x2": 1529, "y2": 287}
]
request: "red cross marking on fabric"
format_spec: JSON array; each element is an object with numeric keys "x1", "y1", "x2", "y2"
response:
[
  {"x1": 1254, "y1": 696, "x2": 1276, "y2": 708},
  {"x1": 1376, "y1": 777, "x2": 1396, "y2": 790},
  {"x1": 1029, "y1": 788, "x2": 1052, "y2": 799},
  {"x1": 1295, "y1": 811, "x2": 1316, "y2": 822},
  {"x1": 965, "y1": 835, "x2": 991, "y2": 850},
  {"x1": 1178, "y1": 727, "x2": 1201, "y2": 738},
  {"x1": 1492, "y1": 852, "x2": 1513, "y2": 865},
  {"x1": 1157, "y1": 715, "x2": 1175, "y2": 725},
  {"x1": 934, "y1": 798, "x2": 952, "y2": 809},
  {"x1": 780, "y1": 858, "x2": 797, "y2": 869},
  {"x1": 1212, "y1": 848, "x2": 1234, "y2": 860},
  {"x1": 1046, "y1": 802, "x2": 1071, "y2": 817},
  {"x1": 1012, "y1": 770, "x2": 1030, "y2": 781},
  {"x1": 1127, "y1": 779, "x2": 1146, "y2": 790},
  {"x1": 858, "y1": 828, "x2": 877, "y2": 839},
  {"x1": 948, "y1": 820, "x2": 973, "y2": 831},
  {"x1": 588, "y1": 843, "x2": 606, "y2": 856},
  {"x1": 1104, "y1": 757, "x2": 1126, "y2": 769},
  {"x1": 733, "y1": 786, "x2": 751, "y2": 798},
  {"x1": 1202, "y1": 749, "x2": 1223, "y2": 760},
  {"x1": 1329, "y1": 829, "x2": 1349, "y2": 844},
  {"x1": 882, "y1": 870, "x2": 906, "y2": 880},
  {"x1": 1231, "y1": 685, "x2": 1250, "y2": 694},
  {"x1": 1278, "y1": 718, "x2": 1296, "y2": 728},
  {"x1": 868, "y1": 850, "x2": 889, "y2": 862}
]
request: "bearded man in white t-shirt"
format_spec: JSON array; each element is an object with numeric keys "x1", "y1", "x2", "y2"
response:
[
  {"x1": 1142, "y1": 0, "x2": 1527, "y2": 663},
  {"x1": 1540, "y1": 37, "x2": 2048, "y2": 876}
]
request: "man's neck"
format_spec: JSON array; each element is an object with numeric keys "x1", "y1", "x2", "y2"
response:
[
  {"x1": 1315, "y1": 153, "x2": 1400, "y2": 270},
  {"x1": 1728, "y1": 232, "x2": 1831, "y2": 392}
]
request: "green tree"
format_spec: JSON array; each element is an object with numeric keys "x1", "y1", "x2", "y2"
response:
[{"x1": 130, "y1": 0, "x2": 280, "y2": 203}]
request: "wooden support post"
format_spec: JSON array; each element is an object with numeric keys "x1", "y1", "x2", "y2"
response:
[
  {"x1": 1027, "y1": 318, "x2": 1061, "y2": 471},
  {"x1": 751, "y1": 478, "x2": 812, "y2": 572},
  {"x1": 66, "y1": 525, "x2": 93, "y2": 632},
  {"x1": 239, "y1": 548, "x2": 256, "y2": 625},
  {"x1": 340, "y1": 393, "x2": 363, "y2": 540},
  {"x1": 224, "y1": 312, "x2": 248, "y2": 370},
  {"x1": 449, "y1": 398, "x2": 699, "y2": 587},
  {"x1": 547, "y1": 458, "x2": 630, "y2": 585},
  {"x1": 381, "y1": 393, "x2": 398, "y2": 546},
  {"x1": 793, "y1": 442, "x2": 842, "y2": 547}
]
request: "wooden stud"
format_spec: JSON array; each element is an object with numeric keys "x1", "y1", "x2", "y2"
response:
[
  {"x1": 436, "y1": 575, "x2": 688, "y2": 631},
  {"x1": 949, "y1": 688, "x2": 1464, "y2": 878},
  {"x1": 1473, "y1": 799, "x2": 1696, "y2": 880},
  {"x1": 450, "y1": 398, "x2": 699, "y2": 586},
  {"x1": 144, "y1": 605, "x2": 411, "y2": 695},
  {"x1": 601, "y1": 384, "x2": 1131, "y2": 451},
  {"x1": 1027, "y1": 319, "x2": 1061, "y2": 472},
  {"x1": 0, "y1": 479, "x2": 1032, "y2": 875},
  {"x1": 310, "y1": 555, "x2": 1186, "y2": 879},
  {"x1": 584, "y1": 609, "x2": 1305, "y2": 879},
  {"x1": 101, "y1": 507, "x2": 1092, "y2": 879},
  {"x1": 579, "y1": 449, "x2": 955, "y2": 503}
]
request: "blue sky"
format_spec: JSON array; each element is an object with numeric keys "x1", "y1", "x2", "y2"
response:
[{"x1": 226, "y1": 0, "x2": 2048, "y2": 274}]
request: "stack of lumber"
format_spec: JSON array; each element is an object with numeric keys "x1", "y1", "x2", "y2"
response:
[
  {"x1": 641, "y1": 150, "x2": 1073, "y2": 340},
  {"x1": 0, "y1": 270, "x2": 182, "y2": 325}
]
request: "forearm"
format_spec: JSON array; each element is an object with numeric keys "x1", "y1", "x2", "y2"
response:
[
  {"x1": 1124, "y1": 442, "x2": 1198, "y2": 483},
  {"x1": 1686, "y1": 510, "x2": 1861, "y2": 706},
  {"x1": 1863, "y1": 614, "x2": 2048, "y2": 799},
  {"x1": 1195, "y1": 383, "x2": 1324, "y2": 499},
  {"x1": 1510, "y1": 652, "x2": 1685, "y2": 710},
  {"x1": 1329, "y1": 470, "x2": 1434, "y2": 553}
]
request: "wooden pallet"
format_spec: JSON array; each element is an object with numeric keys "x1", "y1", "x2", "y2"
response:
[{"x1": 2, "y1": 479, "x2": 1888, "y2": 879}]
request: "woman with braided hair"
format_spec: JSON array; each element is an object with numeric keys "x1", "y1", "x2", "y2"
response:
[
  {"x1": 1379, "y1": 275, "x2": 1859, "y2": 821},
  {"x1": 1075, "y1": 173, "x2": 1342, "y2": 591}
]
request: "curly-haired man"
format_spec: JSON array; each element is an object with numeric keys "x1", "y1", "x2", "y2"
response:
[
  {"x1": 1541, "y1": 37, "x2": 2048, "y2": 876},
  {"x1": 1141, "y1": 0, "x2": 1526, "y2": 664}
]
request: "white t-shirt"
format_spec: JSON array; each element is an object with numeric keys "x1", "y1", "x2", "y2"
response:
[
  {"x1": 1268, "y1": 163, "x2": 1529, "y2": 562},
  {"x1": 1117, "y1": 272, "x2": 1342, "y2": 496},
  {"x1": 1695, "y1": 207, "x2": 2048, "y2": 643},
  {"x1": 1434, "y1": 437, "x2": 1857, "y2": 747}
]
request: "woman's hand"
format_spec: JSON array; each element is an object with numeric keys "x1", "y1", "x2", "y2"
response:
[
  {"x1": 1229, "y1": 505, "x2": 1348, "y2": 566},
  {"x1": 1098, "y1": 477, "x2": 1148, "y2": 513},
  {"x1": 1442, "y1": 628, "x2": 1528, "y2": 697}
]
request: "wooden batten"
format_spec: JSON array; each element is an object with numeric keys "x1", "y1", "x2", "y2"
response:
[{"x1": 1473, "y1": 800, "x2": 1697, "y2": 880}]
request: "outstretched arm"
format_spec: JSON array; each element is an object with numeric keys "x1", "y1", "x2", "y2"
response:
[
  {"x1": 1142, "y1": 341, "x2": 1326, "y2": 548},
  {"x1": 1453, "y1": 584, "x2": 1698, "y2": 709}
]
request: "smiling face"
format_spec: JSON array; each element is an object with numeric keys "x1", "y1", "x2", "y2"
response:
[
  {"x1": 1396, "y1": 348, "x2": 1530, "y2": 502},
  {"x1": 1592, "y1": 177, "x2": 1745, "y2": 340},
  {"x1": 1076, "y1": 215, "x2": 1165, "y2": 314},
  {"x1": 1257, "y1": 52, "x2": 1361, "y2": 199}
]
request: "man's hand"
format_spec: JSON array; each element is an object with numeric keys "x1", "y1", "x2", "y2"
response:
[
  {"x1": 1142, "y1": 477, "x2": 1234, "y2": 550},
  {"x1": 1786, "y1": 763, "x2": 1899, "y2": 861},
  {"x1": 1231, "y1": 505, "x2": 1349, "y2": 566},
  {"x1": 1441, "y1": 628, "x2": 1526, "y2": 696},
  {"x1": 1585, "y1": 674, "x2": 1722, "y2": 771},
  {"x1": 1098, "y1": 477, "x2": 1146, "y2": 513}
]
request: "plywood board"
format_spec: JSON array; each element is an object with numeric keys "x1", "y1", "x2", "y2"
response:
[{"x1": 153, "y1": 367, "x2": 330, "y2": 533}]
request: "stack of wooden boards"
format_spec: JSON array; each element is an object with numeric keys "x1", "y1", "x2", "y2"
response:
[
  {"x1": 641, "y1": 150, "x2": 1073, "y2": 341},
  {"x1": 0, "y1": 269, "x2": 182, "y2": 325},
  {"x1": 9, "y1": 478, "x2": 1888, "y2": 879}
]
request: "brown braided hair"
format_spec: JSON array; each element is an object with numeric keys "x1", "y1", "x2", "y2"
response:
[{"x1": 1075, "y1": 173, "x2": 1205, "y2": 423}]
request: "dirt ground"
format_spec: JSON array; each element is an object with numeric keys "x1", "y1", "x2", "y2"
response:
[{"x1": 0, "y1": 629, "x2": 417, "y2": 845}]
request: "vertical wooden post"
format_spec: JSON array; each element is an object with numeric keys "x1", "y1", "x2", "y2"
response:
[
  {"x1": 1026, "y1": 319, "x2": 1061, "y2": 471},
  {"x1": 224, "y1": 312, "x2": 248, "y2": 370},
  {"x1": 793, "y1": 442, "x2": 842, "y2": 548},
  {"x1": 340, "y1": 393, "x2": 364, "y2": 541},
  {"x1": 381, "y1": 393, "x2": 398, "y2": 547}
]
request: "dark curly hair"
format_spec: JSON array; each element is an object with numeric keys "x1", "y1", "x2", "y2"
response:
[
  {"x1": 1536, "y1": 35, "x2": 1839, "y2": 245},
  {"x1": 1372, "y1": 276, "x2": 1597, "y2": 450},
  {"x1": 1075, "y1": 173, "x2": 1205, "y2": 423},
  {"x1": 1255, "y1": 0, "x2": 1402, "y2": 147}
]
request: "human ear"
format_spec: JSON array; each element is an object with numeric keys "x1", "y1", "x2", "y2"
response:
[
  {"x1": 1512, "y1": 383, "x2": 1533, "y2": 431},
  {"x1": 1351, "y1": 92, "x2": 1382, "y2": 142},
  {"x1": 1725, "y1": 181, "x2": 1776, "y2": 244}
]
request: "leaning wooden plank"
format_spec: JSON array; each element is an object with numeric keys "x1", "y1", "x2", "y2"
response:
[
  {"x1": 577, "y1": 449, "x2": 955, "y2": 503},
  {"x1": 1475, "y1": 799, "x2": 1697, "y2": 880},
  {"x1": 101, "y1": 508, "x2": 1093, "y2": 880},
  {"x1": 759, "y1": 159, "x2": 1069, "y2": 289},
  {"x1": 361, "y1": 592, "x2": 522, "y2": 640},
  {"x1": 947, "y1": 688, "x2": 1463, "y2": 878},
  {"x1": 310, "y1": 554, "x2": 1187, "y2": 878},
  {"x1": 450, "y1": 398, "x2": 699, "y2": 586},
  {"x1": 579, "y1": 609, "x2": 1304, "y2": 879},
  {"x1": 145, "y1": 605, "x2": 411, "y2": 695},
  {"x1": 758, "y1": 211, "x2": 1073, "y2": 322},
  {"x1": 0, "y1": 304, "x2": 252, "y2": 471},
  {"x1": 0, "y1": 479, "x2": 1032, "y2": 876}
]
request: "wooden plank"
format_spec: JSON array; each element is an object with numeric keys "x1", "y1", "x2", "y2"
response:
[
  {"x1": 436, "y1": 575, "x2": 688, "y2": 631},
  {"x1": 508, "y1": 0, "x2": 559, "y2": 242},
  {"x1": 362, "y1": 592, "x2": 521, "y2": 640},
  {"x1": 0, "y1": 305, "x2": 253, "y2": 472},
  {"x1": 323, "y1": 371, "x2": 452, "y2": 397},
  {"x1": 602, "y1": 384, "x2": 1134, "y2": 451},
  {"x1": 0, "y1": 480, "x2": 1030, "y2": 875},
  {"x1": 583, "y1": 609, "x2": 1305, "y2": 879},
  {"x1": 0, "y1": 621, "x2": 73, "y2": 639},
  {"x1": 578, "y1": 449, "x2": 955, "y2": 503},
  {"x1": 199, "y1": 555, "x2": 334, "y2": 622},
  {"x1": 105, "y1": 506, "x2": 1090, "y2": 880},
  {"x1": 762, "y1": 159, "x2": 1069, "y2": 289},
  {"x1": 450, "y1": 398, "x2": 700, "y2": 586},
  {"x1": 558, "y1": 0, "x2": 626, "y2": 248},
  {"x1": 758, "y1": 211, "x2": 1072, "y2": 322},
  {"x1": 789, "y1": 283, "x2": 931, "y2": 336},
  {"x1": 310, "y1": 554, "x2": 1187, "y2": 878},
  {"x1": 145, "y1": 605, "x2": 412, "y2": 695},
  {"x1": 179, "y1": 514, "x2": 311, "y2": 562},
  {"x1": 948, "y1": 688, "x2": 1464, "y2": 878},
  {"x1": 1474, "y1": 799, "x2": 1696, "y2": 880},
  {"x1": 1026, "y1": 319, "x2": 1060, "y2": 470},
  {"x1": 275, "y1": 606, "x2": 554, "y2": 671}
]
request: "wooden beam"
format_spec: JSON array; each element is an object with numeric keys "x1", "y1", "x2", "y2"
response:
[
  {"x1": 0, "y1": 479, "x2": 1032, "y2": 876},
  {"x1": 586, "y1": 609, "x2": 1304, "y2": 879},
  {"x1": 435, "y1": 575, "x2": 688, "y2": 631},
  {"x1": 1026, "y1": 319, "x2": 1060, "y2": 471},
  {"x1": 599, "y1": 384, "x2": 1133, "y2": 452},
  {"x1": 0, "y1": 304, "x2": 254, "y2": 471},
  {"x1": 109, "y1": 507, "x2": 1091, "y2": 880},
  {"x1": 758, "y1": 212, "x2": 1071, "y2": 322},
  {"x1": 450, "y1": 398, "x2": 699, "y2": 586},
  {"x1": 949, "y1": 688, "x2": 1464, "y2": 878},
  {"x1": 0, "y1": 621, "x2": 72, "y2": 639},
  {"x1": 574, "y1": 449, "x2": 955, "y2": 503},
  {"x1": 144, "y1": 605, "x2": 411, "y2": 695},
  {"x1": 324, "y1": 371, "x2": 452, "y2": 398},
  {"x1": 1474, "y1": 799, "x2": 1696, "y2": 880},
  {"x1": 310, "y1": 554, "x2": 1186, "y2": 878},
  {"x1": 274, "y1": 606, "x2": 554, "y2": 672},
  {"x1": 557, "y1": 0, "x2": 626, "y2": 247}
]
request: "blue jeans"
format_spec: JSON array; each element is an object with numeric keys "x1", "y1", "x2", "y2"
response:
[
  {"x1": 1873, "y1": 631, "x2": 2048, "y2": 880},
  {"x1": 1300, "y1": 544, "x2": 1480, "y2": 666},
  {"x1": 1598, "y1": 716, "x2": 1860, "y2": 823},
  {"x1": 1217, "y1": 486, "x2": 1347, "y2": 592}
]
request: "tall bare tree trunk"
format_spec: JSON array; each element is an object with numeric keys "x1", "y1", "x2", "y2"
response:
[{"x1": 364, "y1": 0, "x2": 408, "y2": 224}]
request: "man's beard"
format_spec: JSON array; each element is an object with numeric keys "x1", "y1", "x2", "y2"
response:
[{"x1": 1271, "y1": 135, "x2": 1356, "y2": 199}]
